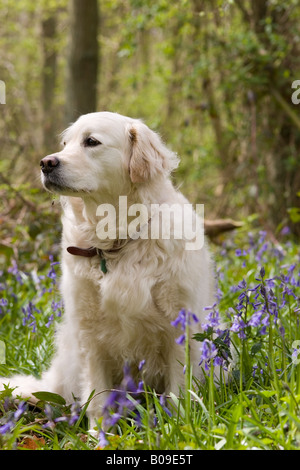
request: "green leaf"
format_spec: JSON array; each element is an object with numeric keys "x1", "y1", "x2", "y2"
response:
[
  {"x1": 287, "y1": 207, "x2": 300, "y2": 223},
  {"x1": 32, "y1": 391, "x2": 66, "y2": 405},
  {"x1": 251, "y1": 342, "x2": 263, "y2": 355},
  {"x1": 193, "y1": 327, "x2": 214, "y2": 342},
  {"x1": 0, "y1": 244, "x2": 14, "y2": 261},
  {"x1": 260, "y1": 390, "x2": 277, "y2": 398}
]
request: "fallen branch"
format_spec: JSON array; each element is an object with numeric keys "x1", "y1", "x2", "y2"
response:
[{"x1": 204, "y1": 218, "x2": 243, "y2": 238}]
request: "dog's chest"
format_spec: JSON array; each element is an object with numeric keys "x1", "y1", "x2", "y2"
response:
[{"x1": 99, "y1": 266, "x2": 155, "y2": 320}]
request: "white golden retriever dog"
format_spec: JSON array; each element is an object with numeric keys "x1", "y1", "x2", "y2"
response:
[{"x1": 2, "y1": 112, "x2": 214, "y2": 425}]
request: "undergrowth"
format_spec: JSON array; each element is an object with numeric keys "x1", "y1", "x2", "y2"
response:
[{"x1": 0, "y1": 227, "x2": 299, "y2": 450}]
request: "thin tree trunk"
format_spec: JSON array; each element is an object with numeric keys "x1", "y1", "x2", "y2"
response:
[
  {"x1": 236, "y1": 0, "x2": 300, "y2": 235},
  {"x1": 42, "y1": 13, "x2": 57, "y2": 150},
  {"x1": 65, "y1": 0, "x2": 99, "y2": 124}
]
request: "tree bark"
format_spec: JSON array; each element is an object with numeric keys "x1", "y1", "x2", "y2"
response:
[
  {"x1": 65, "y1": 0, "x2": 99, "y2": 124},
  {"x1": 42, "y1": 13, "x2": 57, "y2": 150},
  {"x1": 236, "y1": 0, "x2": 300, "y2": 236}
]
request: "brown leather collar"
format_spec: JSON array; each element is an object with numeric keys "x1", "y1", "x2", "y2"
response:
[
  {"x1": 67, "y1": 246, "x2": 99, "y2": 257},
  {"x1": 67, "y1": 245, "x2": 108, "y2": 273}
]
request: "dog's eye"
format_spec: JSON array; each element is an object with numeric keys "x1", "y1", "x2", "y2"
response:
[{"x1": 84, "y1": 137, "x2": 102, "y2": 147}]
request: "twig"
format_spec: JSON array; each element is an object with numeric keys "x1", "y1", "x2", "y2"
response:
[{"x1": 0, "y1": 174, "x2": 36, "y2": 211}]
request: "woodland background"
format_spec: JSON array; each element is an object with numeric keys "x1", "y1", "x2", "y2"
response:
[{"x1": 1, "y1": 0, "x2": 300, "y2": 267}]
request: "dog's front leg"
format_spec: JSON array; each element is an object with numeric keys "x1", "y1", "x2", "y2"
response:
[{"x1": 80, "y1": 350, "x2": 113, "y2": 430}]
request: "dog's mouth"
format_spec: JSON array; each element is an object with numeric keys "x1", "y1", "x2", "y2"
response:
[
  {"x1": 42, "y1": 173, "x2": 67, "y2": 192},
  {"x1": 41, "y1": 173, "x2": 89, "y2": 196}
]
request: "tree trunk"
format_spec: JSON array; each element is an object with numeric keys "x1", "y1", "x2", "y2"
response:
[
  {"x1": 42, "y1": 13, "x2": 57, "y2": 150},
  {"x1": 236, "y1": 0, "x2": 300, "y2": 236},
  {"x1": 65, "y1": 0, "x2": 99, "y2": 124}
]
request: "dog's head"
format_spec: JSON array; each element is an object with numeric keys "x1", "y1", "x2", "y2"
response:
[{"x1": 40, "y1": 112, "x2": 179, "y2": 198}]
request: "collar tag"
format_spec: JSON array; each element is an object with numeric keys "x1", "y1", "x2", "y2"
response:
[
  {"x1": 67, "y1": 246, "x2": 108, "y2": 274},
  {"x1": 100, "y1": 258, "x2": 107, "y2": 274}
]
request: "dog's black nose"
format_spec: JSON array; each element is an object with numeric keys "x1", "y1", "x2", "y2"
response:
[{"x1": 40, "y1": 155, "x2": 60, "y2": 174}]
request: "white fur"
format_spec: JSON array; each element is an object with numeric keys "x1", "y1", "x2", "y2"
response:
[{"x1": 1, "y1": 112, "x2": 215, "y2": 426}]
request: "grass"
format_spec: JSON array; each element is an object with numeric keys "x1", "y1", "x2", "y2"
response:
[{"x1": 0, "y1": 226, "x2": 299, "y2": 450}]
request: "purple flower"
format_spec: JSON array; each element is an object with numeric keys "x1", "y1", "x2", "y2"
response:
[
  {"x1": 0, "y1": 421, "x2": 14, "y2": 435},
  {"x1": 230, "y1": 315, "x2": 246, "y2": 339},
  {"x1": 159, "y1": 394, "x2": 172, "y2": 417},
  {"x1": 47, "y1": 256, "x2": 59, "y2": 285},
  {"x1": 199, "y1": 339, "x2": 217, "y2": 371},
  {"x1": 13, "y1": 401, "x2": 27, "y2": 421},
  {"x1": 292, "y1": 346, "x2": 300, "y2": 363},
  {"x1": 175, "y1": 334, "x2": 186, "y2": 345},
  {"x1": 137, "y1": 381, "x2": 144, "y2": 393},
  {"x1": 43, "y1": 401, "x2": 80, "y2": 429},
  {"x1": 248, "y1": 311, "x2": 264, "y2": 327},
  {"x1": 256, "y1": 242, "x2": 269, "y2": 262},
  {"x1": 45, "y1": 314, "x2": 54, "y2": 328},
  {"x1": 279, "y1": 325, "x2": 285, "y2": 337},
  {"x1": 98, "y1": 429, "x2": 109, "y2": 448},
  {"x1": 101, "y1": 362, "x2": 144, "y2": 430},
  {"x1": 171, "y1": 309, "x2": 199, "y2": 330},
  {"x1": 0, "y1": 401, "x2": 27, "y2": 435},
  {"x1": 51, "y1": 300, "x2": 62, "y2": 317},
  {"x1": 122, "y1": 363, "x2": 139, "y2": 393},
  {"x1": 8, "y1": 260, "x2": 23, "y2": 284},
  {"x1": 202, "y1": 303, "x2": 220, "y2": 332},
  {"x1": 280, "y1": 226, "x2": 290, "y2": 236},
  {"x1": 68, "y1": 402, "x2": 81, "y2": 426},
  {"x1": 171, "y1": 309, "x2": 199, "y2": 344},
  {"x1": 47, "y1": 266, "x2": 56, "y2": 282}
]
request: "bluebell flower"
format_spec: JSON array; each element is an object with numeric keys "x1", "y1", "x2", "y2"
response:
[
  {"x1": 101, "y1": 362, "x2": 145, "y2": 431},
  {"x1": 7, "y1": 260, "x2": 23, "y2": 284},
  {"x1": 43, "y1": 401, "x2": 80, "y2": 429},
  {"x1": 248, "y1": 311, "x2": 264, "y2": 327},
  {"x1": 202, "y1": 303, "x2": 220, "y2": 332},
  {"x1": 47, "y1": 266, "x2": 57, "y2": 283},
  {"x1": 98, "y1": 429, "x2": 109, "y2": 448},
  {"x1": 159, "y1": 394, "x2": 172, "y2": 417},
  {"x1": 171, "y1": 309, "x2": 199, "y2": 345},
  {"x1": 230, "y1": 315, "x2": 246, "y2": 339},
  {"x1": 256, "y1": 242, "x2": 269, "y2": 262},
  {"x1": 68, "y1": 402, "x2": 81, "y2": 426},
  {"x1": 175, "y1": 334, "x2": 186, "y2": 345},
  {"x1": 45, "y1": 314, "x2": 54, "y2": 328},
  {"x1": 0, "y1": 401, "x2": 27, "y2": 435},
  {"x1": 13, "y1": 401, "x2": 27, "y2": 421},
  {"x1": 0, "y1": 421, "x2": 14, "y2": 435},
  {"x1": 51, "y1": 300, "x2": 63, "y2": 317},
  {"x1": 252, "y1": 365, "x2": 258, "y2": 378},
  {"x1": 199, "y1": 339, "x2": 217, "y2": 371},
  {"x1": 137, "y1": 381, "x2": 144, "y2": 393},
  {"x1": 280, "y1": 226, "x2": 290, "y2": 236}
]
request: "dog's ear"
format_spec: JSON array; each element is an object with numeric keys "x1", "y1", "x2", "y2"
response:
[{"x1": 127, "y1": 121, "x2": 179, "y2": 183}]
